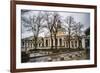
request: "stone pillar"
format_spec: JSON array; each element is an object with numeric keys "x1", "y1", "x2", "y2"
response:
[
  {"x1": 64, "y1": 41, "x2": 67, "y2": 47},
  {"x1": 32, "y1": 42, "x2": 33, "y2": 48},
  {"x1": 37, "y1": 42, "x2": 39, "y2": 47},
  {"x1": 65, "y1": 41, "x2": 67, "y2": 48},
  {"x1": 62, "y1": 38, "x2": 64, "y2": 46},
  {"x1": 53, "y1": 38, "x2": 55, "y2": 46},
  {"x1": 82, "y1": 38, "x2": 85, "y2": 49},
  {"x1": 44, "y1": 38, "x2": 46, "y2": 47},
  {"x1": 73, "y1": 40, "x2": 75, "y2": 49},
  {"x1": 32, "y1": 43, "x2": 34, "y2": 49}
]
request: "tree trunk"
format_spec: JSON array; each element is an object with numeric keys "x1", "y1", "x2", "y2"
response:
[
  {"x1": 50, "y1": 34, "x2": 53, "y2": 49},
  {"x1": 79, "y1": 37, "x2": 82, "y2": 49},
  {"x1": 78, "y1": 36, "x2": 81, "y2": 49},
  {"x1": 54, "y1": 33, "x2": 57, "y2": 49},
  {"x1": 34, "y1": 37, "x2": 38, "y2": 50}
]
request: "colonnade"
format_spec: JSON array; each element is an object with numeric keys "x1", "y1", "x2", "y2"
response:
[{"x1": 21, "y1": 36, "x2": 86, "y2": 50}]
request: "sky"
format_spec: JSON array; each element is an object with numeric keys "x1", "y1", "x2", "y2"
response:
[{"x1": 21, "y1": 10, "x2": 90, "y2": 39}]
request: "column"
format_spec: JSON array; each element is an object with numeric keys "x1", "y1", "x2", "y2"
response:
[
  {"x1": 82, "y1": 38, "x2": 85, "y2": 49},
  {"x1": 62, "y1": 37, "x2": 64, "y2": 46},
  {"x1": 73, "y1": 40, "x2": 75, "y2": 49},
  {"x1": 44, "y1": 38, "x2": 46, "y2": 47},
  {"x1": 65, "y1": 41, "x2": 67, "y2": 48},
  {"x1": 53, "y1": 38, "x2": 55, "y2": 46}
]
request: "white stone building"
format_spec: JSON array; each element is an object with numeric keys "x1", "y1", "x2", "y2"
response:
[{"x1": 21, "y1": 29, "x2": 87, "y2": 52}]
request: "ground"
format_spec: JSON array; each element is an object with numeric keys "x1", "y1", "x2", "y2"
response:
[{"x1": 21, "y1": 48, "x2": 90, "y2": 63}]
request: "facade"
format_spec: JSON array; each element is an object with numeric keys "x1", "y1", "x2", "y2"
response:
[{"x1": 21, "y1": 29, "x2": 87, "y2": 52}]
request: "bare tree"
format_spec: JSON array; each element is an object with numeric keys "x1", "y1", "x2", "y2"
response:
[
  {"x1": 22, "y1": 11, "x2": 45, "y2": 50},
  {"x1": 64, "y1": 16, "x2": 75, "y2": 49},
  {"x1": 44, "y1": 12, "x2": 61, "y2": 49},
  {"x1": 52, "y1": 13, "x2": 61, "y2": 49},
  {"x1": 44, "y1": 12, "x2": 54, "y2": 49},
  {"x1": 73, "y1": 22, "x2": 84, "y2": 49}
]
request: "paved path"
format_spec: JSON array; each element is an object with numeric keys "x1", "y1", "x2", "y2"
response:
[{"x1": 28, "y1": 50, "x2": 87, "y2": 62}]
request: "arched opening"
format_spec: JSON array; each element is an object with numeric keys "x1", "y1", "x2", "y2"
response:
[
  {"x1": 59, "y1": 38, "x2": 62, "y2": 46},
  {"x1": 75, "y1": 40, "x2": 77, "y2": 48},
  {"x1": 66, "y1": 41, "x2": 68, "y2": 48},
  {"x1": 46, "y1": 39, "x2": 48, "y2": 47}
]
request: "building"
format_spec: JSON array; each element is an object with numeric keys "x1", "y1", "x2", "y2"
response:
[{"x1": 21, "y1": 28, "x2": 87, "y2": 52}]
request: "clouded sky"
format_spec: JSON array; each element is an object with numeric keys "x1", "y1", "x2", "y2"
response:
[{"x1": 21, "y1": 10, "x2": 90, "y2": 39}]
